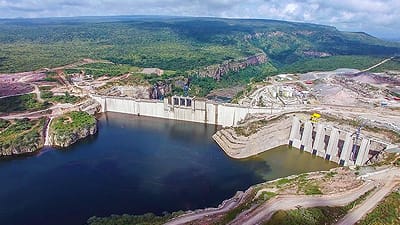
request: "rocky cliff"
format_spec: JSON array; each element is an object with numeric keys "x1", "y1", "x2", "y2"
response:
[
  {"x1": 49, "y1": 123, "x2": 97, "y2": 148},
  {"x1": 48, "y1": 111, "x2": 97, "y2": 148},
  {"x1": 0, "y1": 118, "x2": 45, "y2": 157},
  {"x1": 199, "y1": 53, "x2": 268, "y2": 80},
  {"x1": 0, "y1": 139, "x2": 44, "y2": 156}
]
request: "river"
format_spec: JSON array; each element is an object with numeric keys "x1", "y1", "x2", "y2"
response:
[{"x1": 0, "y1": 112, "x2": 336, "y2": 225}]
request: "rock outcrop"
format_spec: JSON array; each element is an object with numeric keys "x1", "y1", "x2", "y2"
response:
[
  {"x1": 48, "y1": 122, "x2": 97, "y2": 148},
  {"x1": 48, "y1": 111, "x2": 98, "y2": 148},
  {"x1": 199, "y1": 53, "x2": 268, "y2": 80},
  {"x1": 1, "y1": 141, "x2": 44, "y2": 156},
  {"x1": 0, "y1": 118, "x2": 45, "y2": 157}
]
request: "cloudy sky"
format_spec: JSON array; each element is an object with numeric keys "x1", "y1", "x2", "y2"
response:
[{"x1": 0, "y1": 0, "x2": 399, "y2": 39}]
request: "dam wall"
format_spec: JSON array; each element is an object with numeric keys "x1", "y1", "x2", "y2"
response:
[
  {"x1": 91, "y1": 95, "x2": 281, "y2": 127},
  {"x1": 288, "y1": 116, "x2": 390, "y2": 166}
]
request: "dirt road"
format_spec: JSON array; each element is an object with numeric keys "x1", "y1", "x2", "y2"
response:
[
  {"x1": 336, "y1": 169, "x2": 400, "y2": 225},
  {"x1": 164, "y1": 190, "x2": 251, "y2": 225},
  {"x1": 228, "y1": 182, "x2": 376, "y2": 225}
]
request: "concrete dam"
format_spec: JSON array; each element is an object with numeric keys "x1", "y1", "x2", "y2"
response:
[
  {"x1": 92, "y1": 95, "x2": 281, "y2": 127},
  {"x1": 289, "y1": 116, "x2": 390, "y2": 166}
]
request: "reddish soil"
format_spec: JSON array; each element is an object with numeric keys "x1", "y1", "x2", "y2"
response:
[{"x1": 0, "y1": 71, "x2": 47, "y2": 97}]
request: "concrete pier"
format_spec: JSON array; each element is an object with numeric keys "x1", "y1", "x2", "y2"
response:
[
  {"x1": 312, "y1": 124, "x2": 325, "y2": 156},
  {"x1": 301, "y1": 121, "x2": 314, "y2": 153},
  {"x1": 289, "y1": 116, "x2": 302, "y2": 149},
  {"x1": 356, "y1": 139, "x2": 371, "y2": 166},
  {"x1": 325, "y1": 128, "x2": 339, "y2": 161},
  {"x1": 339, "y1": 132, "x2": 353, "y2": 166},
  {"x1": 288, "y1": 117, "x2": 387, "y2": 166}
]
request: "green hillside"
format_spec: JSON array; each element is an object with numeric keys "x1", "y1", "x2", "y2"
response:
[{"x1": 0, "y1": 16, "x2": 399, "y2": 73}]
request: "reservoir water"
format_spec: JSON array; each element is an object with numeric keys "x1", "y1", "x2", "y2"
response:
[{"x1": 0, "y1": 113, "x2": 336, "y2": 225}]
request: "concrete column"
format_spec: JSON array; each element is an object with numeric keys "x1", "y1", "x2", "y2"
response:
[
  {"x1": 289, "y1": 116, "x2": 301, "y2": 148},
  {"x1": 312, "y1": 124, "x2": 325, "y2": 156},
  {"x1": 355, "y1": 138, "x2": 371, "y2": 166},
  {"x1": 325, "y1": 128, "x2": 339, "y2": 161},
  {"x1": 99, "y1": 97, "x2": 106, "y2": 113},
  {"x1": 301, "y1": 121, "x2": 313, "y2": 153},
  {"x1": 339, "y1": 132, "x2": 353, "y2": 166}
]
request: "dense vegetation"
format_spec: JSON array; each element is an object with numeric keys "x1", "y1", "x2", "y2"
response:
[
  {"x1": 0, "y1": 118, "x2": 10, "y2": 130},
  {"x1": 65, "y1": 63, "x2": 140, "y2": 78},
  {"x1": 51, "y1": 111, "x2": 96, "y2": 137},
  {"x1": 0, "y1": 94, "x2": 50, "y2": 114},
  {"x1": 0, "y1": 118, "x2": 45, "y2": 154},
  {"x1": 87, "y1": 211, "x2": 185, "y2": 225},
  {"x1": 0, "y1": 16, "x2": 399, "y2": 74},
  {"x1": 281, "y1": 55, "x2": 384, "y2": 73},
  {"x1": 41, "y1": 91, "x2": 81, "y2": 104},
  {"x1": 189, "y1": 63, "x2": 277, "y2": 96}
]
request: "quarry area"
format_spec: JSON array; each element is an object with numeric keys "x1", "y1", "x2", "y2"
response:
[{"x1": 239, "y1": 68, "x2": 400, "y2": 109}]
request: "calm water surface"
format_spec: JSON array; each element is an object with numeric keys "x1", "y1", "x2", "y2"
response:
[{"x1": 0, "y1": 113, "x2": 336, "y2": 225}]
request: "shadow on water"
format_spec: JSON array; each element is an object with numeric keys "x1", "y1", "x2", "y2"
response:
[{"x1": 0, "y1": 112, "x2": 336, "y2": 225}]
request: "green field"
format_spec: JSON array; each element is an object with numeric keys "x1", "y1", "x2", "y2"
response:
[
  {"x1": 41, "y1": 91, "x2": 81, "y2": 104},
  {"x1": 0, "y1": 94, "x2": 51, "y2": 114},
  {"x1": 51, "y1": 111, "x2": 96, "y2": 138}
]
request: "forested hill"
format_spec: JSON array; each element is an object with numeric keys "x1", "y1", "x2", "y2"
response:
[{"x1": 0, "y1": 16, "x2": 399, "y2": 73}]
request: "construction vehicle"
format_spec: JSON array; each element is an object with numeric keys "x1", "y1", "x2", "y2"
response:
[{"x1": 310, "y1": 113, "x2": 321, "y2": 123}]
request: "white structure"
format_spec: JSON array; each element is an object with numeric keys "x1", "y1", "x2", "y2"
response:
[
  {"x1": 288, "y1": 116, "x2": 390, "y2": 166},
  {"x1": 91, "y1": 95, "x2": 283, "y2": 127}
]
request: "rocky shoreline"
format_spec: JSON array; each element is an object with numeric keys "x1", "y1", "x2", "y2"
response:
[
  {"x1": 48, "y1": 122, "x2": 97, "y2": 148},
  {"x1": 0, "y1": 118, "x2": 45, "y2": 157},
  {"x1": 47, "y1": 111, "x2": 98, "y2": 148}
]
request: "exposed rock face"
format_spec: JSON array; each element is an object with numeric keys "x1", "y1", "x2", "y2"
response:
[
  {"x1": 79, "y1": 99, "x2": 102, "y2": 115},
  {"x1": 213, "y1": 114, "x2": 292, "y2": 159},
  {"x1": 303, "y1": 51, "x2": 332, "y2": 58},
  {"x1": 199, "y1": 53, "x2": 268, "y2": 80},
  {"x1": 1, "y1": 141, "x2": 43, "y2": 156},
  {"x1": 49, "y1": 123, "x2": 97, "y2": 148},
  {"x1": 149, "y1": 82, "x2": 172, "y2": 99},
  {"x1": 0, "y1": 118, "x2": 45, "y2": 157},
  {"x1": 48, "y1": 111, "x2": 98, "y2": 148}
]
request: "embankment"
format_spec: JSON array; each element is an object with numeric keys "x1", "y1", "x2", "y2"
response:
[{"x1": 213, "y1": 114, "x2": 293, "y2": 158}]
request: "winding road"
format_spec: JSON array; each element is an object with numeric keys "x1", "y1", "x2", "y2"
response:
[
  {"x1": 164, "y1": 189, "x2": 252, "y2": 225},
  {"x1": 228, "y1": 182, "x2": 376, "y2": 225},
  {"x1": 163, "y1": 167, "x2": 400, "y2": 225}
]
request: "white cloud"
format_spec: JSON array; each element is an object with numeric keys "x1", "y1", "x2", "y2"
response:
[{"x1": 0, "y1": 0, "x2": 398, "y2": 38}]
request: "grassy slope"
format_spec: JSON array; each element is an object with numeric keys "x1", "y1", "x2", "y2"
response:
[
  {"x1": 0, "y1": 94, "x2": 50, "y2": 114},
  {"x1": 51, "y1": 111, "x2": 96, "y2": 137}
]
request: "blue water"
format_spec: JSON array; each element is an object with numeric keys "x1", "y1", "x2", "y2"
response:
[{"x1": 0, "y1": 112, "x2": 335, "y2": 225}]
